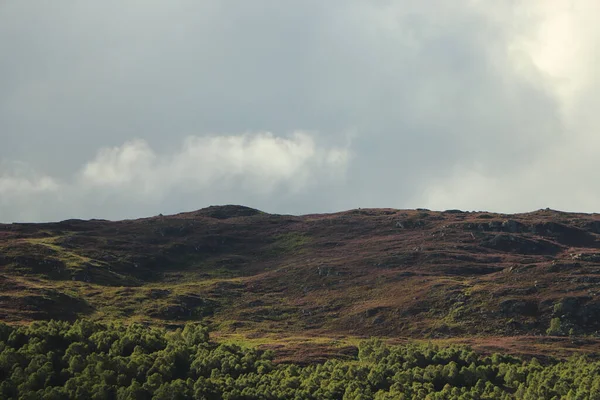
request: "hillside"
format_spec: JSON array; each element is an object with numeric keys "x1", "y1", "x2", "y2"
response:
[{"x1": 2, "y1": 205, "x2": 600, "y2": 360}]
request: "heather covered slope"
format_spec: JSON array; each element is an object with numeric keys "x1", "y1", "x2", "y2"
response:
[{"x1": 2, "y1": 205, "x2": 600, "y2": 356}]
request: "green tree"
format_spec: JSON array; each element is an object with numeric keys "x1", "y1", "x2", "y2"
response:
[{"x1": 547, "y1": 317, "x2": 563, "y2": 336}]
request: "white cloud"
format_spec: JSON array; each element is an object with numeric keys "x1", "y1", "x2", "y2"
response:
[
  {"x1": 0, "y1": 132, "x2": 349, "y2": 222},
  {"x1": 79, "y1": 132, "x2": 347, "y2": 195},
  {"x1": 80, "y1": 139, "x2": 156, "y2": 187},
  {"x1": 0, "y1": 163, "x2": 61, "y2": 222},
  {"x1": 0, "y1": 173, "x2": 58, "y2": 196}
]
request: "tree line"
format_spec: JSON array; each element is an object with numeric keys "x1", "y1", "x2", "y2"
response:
[{"x1": 0, "y1": 320, "x2": 599, "y2": 399}]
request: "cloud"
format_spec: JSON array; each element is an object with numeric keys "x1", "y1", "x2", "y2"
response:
[
  {"x1": 80, "y1": 139, "x2": 157, "y2": 188},
  {"x1": 0, "y1": 162, "x2": 61, "y2": 222},
  {"x1": 0, "y1": 132, "x2": 349, "y2": 222},
  {"x1": 1, "y1": 1, "x2": 600, "y2": 220},
  {"x1": 79, "y1": 132, "x2": 349, "y2": 198},
  {"x1": 414, "y1": 0, "x2": 600, "y2": 214},
  {"x1": 0, "y1": 163, "x2": 59, "y2": 195}
]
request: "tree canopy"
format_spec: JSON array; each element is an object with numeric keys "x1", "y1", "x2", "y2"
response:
[{"x1": 0, "y1": 320, "x2": 599, "y2": 399}]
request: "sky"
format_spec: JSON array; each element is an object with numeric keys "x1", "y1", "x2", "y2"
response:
[{"x1": 1, "y1": 0, "x2": 599, "y2": 222}]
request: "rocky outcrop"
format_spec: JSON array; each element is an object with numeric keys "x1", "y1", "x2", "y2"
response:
[
  {"x1": 553, "y1": 297, "x2": 600, "y2": 330},
  {"x1": 499, "y1": 299, "x2": 539, "y2": 317},
  {"x1": 530, "y1": 222, "x2": 596, "y2": 246},
  {"x1": 482, "y1": 234, "x2": 561, "y2": 255}
]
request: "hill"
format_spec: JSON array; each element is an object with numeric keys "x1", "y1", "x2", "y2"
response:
[{"x1": 2, "y1": 205, "x2": 600, "y2": 360}]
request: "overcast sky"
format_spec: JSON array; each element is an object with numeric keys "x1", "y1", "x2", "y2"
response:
[{"x1": 1, "y1": 1, "x2": 599, "y2": 222}]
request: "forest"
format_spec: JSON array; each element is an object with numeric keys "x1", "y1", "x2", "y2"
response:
[{"x1": 1, "y1": 320, "x2": 599, "y2": 399}]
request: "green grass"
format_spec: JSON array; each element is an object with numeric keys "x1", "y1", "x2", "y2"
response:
[
  {"x1": 25, "y1": 237, "x2": 96, "y2": 268},
  {"x1": 269, "y1": 232, "x2": 311, "y2": 255}
]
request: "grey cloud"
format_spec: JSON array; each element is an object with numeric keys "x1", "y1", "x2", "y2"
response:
[{"x1": 0, "y1": 1, "x2": 598, "y2": 222}]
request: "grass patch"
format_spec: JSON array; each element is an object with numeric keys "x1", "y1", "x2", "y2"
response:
[
  {"x1": 269, "y1": 232, "x2": 311, "y2": 255},
  {"x1": 25, "y1": 237, "x2": 96, "y2": 268}
]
